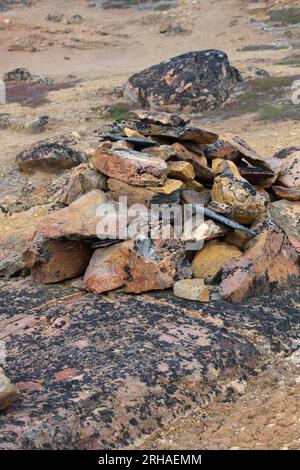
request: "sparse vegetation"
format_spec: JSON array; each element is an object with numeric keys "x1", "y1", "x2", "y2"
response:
[
  {"x1": 153, "y1": 3, "x2": 173, "y2": 11},
  {"x1": 269, "y1": 8, "x2": 300, "y2": 25},
  {"x1": 257, "y1": 104, "x2": 300, "y2": 121},
  {"x1": 107, "y1": 104, "x2": 132, "y2": 121},
  {"x1": 277, "y1": 55, "x2": 300, "y2": 66}
]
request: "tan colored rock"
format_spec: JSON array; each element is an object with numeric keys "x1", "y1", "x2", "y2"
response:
[
  {"x1": 84, "y1": 232, "x2": 192, "y2": 294},
  {"x1": 111, "y1": 140, "x2": 134, "y2": 151},
  {"x1": 108, "y1": 178, "x2": 156, "y2": 207},
  {"x1": 59, "y1": 164, "x2": 107, "y2": 205},
  {"x1": 221, "y1": 220, "x2": 300, "y2": 302},
  {"x1": 277, "y1": 151, "x2": 300, "y2": 189},
  {"x1": 173, "y1": 279, "x2": 210, "y2": 302},
  {"x1": 92, "y1": 149, "x2": 168, "y2": 186},
  {"x1": 123, "y1": 127, "x2": 149, "y2": 140},
  {"x1": 159, "y1": 21, "x2": 171, "y2": 34},
  {"x1": 23, "y1": 237, "x2": 92, "y2": 284},
  {"x1": 132, "y1": 109, "x2": 188, "y2": 127},
  {"x1": 168, "y1": 161, "x2": 195, "y2": 181},
  {"x1": 272, "y1": 185, "x2": 300, "y2": 201},
  {"x1": 185, "y1": 180, "x2": 204, "y2": 192},
  {"x1": 146, "y1": 178, "x2": 184, "y2": 194},
  {"x1": 225, "y1": 230, "x2": 251, "y2": 250},
  {"x1": 36, "y1": 190, "x2": 108, "y2": 239},
  {"x1": 141, "y1": 145, "x2": 176, "y2": 161},
  {"x1": 172, "y1": 142, "x2": 213, "y2": 184},
  {"x1": 182, "y1": 219, "x2": 230, "y2": 243},
  {"x1": 268, "y1": 200, "x2": 300, "y2": 252},
  {"x1": 211, "y1": 173, "x2": 267, "y2": 224},
  {"x1": 192, "y1": 241, "x2": 242, "y2": 281},
  {"x1": 211, "y1": 158, "x2": 241, "y2": 178},
  {"x1": 0, "y1": 370, "x2": 19, "y2": 411},
  {"x1": 220, "y1": 133, "x2": 274, "y2": 171}
]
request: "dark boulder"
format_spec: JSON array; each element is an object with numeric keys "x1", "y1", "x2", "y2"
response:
[{"x1": 124, "y1": 50, "x2": 241, "y2": 112}]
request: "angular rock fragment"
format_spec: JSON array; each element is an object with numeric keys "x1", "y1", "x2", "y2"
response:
[
  {"x1": 142, "y1": 144, "x2": 176, "y2": 161},
  {"x1": 84, "y1": 231, "x2": 192, "y2": 294},
  {"x1": 59, "y1": 164, "x2": 107, "y2": 205},
  {"x1": 192, "y1": 240, "x2": 242, "y2": 282},
  {"x1": 36, "y1": 190, "x2": 108, "y2": 239},
  {"x1": 181, "y1": 219, "x2": 230, "y2": 243},
  {"x1": 173, "y1": 279, "x2": 210, "y2": 302},
  {"x1": 124, "y1": 50, "x2": 241, "y2": 112},
  {"x1": 181, "y1": 189, "x2": 211, "y2": 206},
  {"x1": 145, "y1": 179, "x2": 184, "y2": 194},
  {"x1": 268, "y1": 200, "x2": 300, "y2": 252},
  {"x1": 23, "y1": 237, "x2": 92, "y2": 284},
  {"x1": 184, "y1": 180, "x2": 205, "y2": 192},
  {"x1": 0, "y1": 370, "x2": 19, "y2": 411},
  {"x1": 220, "y1": 133, "x2": 274, "y2": 171},
  {"x1": 211, "y1": 172, "x2": 267, "y2": 224},
  {"x1": 221, "y1": 220, "x2": 300, "y2": 302},
  {"x1": 212, "y1": 158, "x2": 241, "y2": 178},
  {"x1": 168, "y1": 161, "x2": 195, "y2": 181},
  {"x1": 272, "y1": 185, "x2": 300, "y2": 201},
  {"x1": 16, "y1": 137, "x2": 86, "y2": 173},
  {"x1": 238, "y1": 166, "x2": 276, "y2": 186},
  {"x1": 277, "y1": 151, "x2": 300, "y2": 189},
  {"x1": 132, "y1": 122, "x2": 218, "y2": 145},
  {"x1": 172, "y1": 142, "x2": 213, "y2": 184},
  {"x1": 273, "y1": 146, "x2": 300, "y2": 159},
  {"x1": 92, "y1": 149, "x2": 168, "y2": 186},
  {"x1": 132, "y1": 109, "x2": 189, "y2": 127}
]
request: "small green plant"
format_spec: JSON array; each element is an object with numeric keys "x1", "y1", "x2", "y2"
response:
[
  {"x1": 257, "y1": 105, "x2": 300, "y2": 121},
  {"x1": 269, "y1": 8, "x2": 300, "y2": 25},
  {"x1": 108, "y1": 104, "x2": 131, "y2": 121},
  {"x1": 153, "y1": 3, "x2": 172, "y2": 11}
]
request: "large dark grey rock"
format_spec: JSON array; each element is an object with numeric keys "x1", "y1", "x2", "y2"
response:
[{"x1": 124, "y1": 50, "x2": 242, "y2": 112}]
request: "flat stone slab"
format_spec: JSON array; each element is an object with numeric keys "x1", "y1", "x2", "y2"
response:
[{"x1": 0, "y1": 279, "x2": 299, "y2": 449}]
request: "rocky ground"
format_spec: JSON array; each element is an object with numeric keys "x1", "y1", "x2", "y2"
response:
[{"x1": 0, "y1": 0, "x2": 300, "y2": 450}]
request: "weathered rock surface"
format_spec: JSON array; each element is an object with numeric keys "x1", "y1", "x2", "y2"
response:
[
  {"x1": 35, "y1": 190, "x2": 108, "y2": 239},
  {"x1": 173, "y1": 279, "x2": 209, "y2": 302},
  {"x1": 181, "y1": 189, "x2": 211, "y2": 206},
  {"x1": 59, "y1": 164, "x2": 107, "y2": 205},
  {"x1": 272, "y1": 185, "x2": 300, "y2": 201},
  {"x1": 192, "y1": 241, "x2": 242, "y2": 282},
  {"x1": 168, "y1": 161, "x2": 195, "y2": 181},
  {"x1": 23, "y1": 237, "x2": 92, "y2": 284},
  {"x1": 84, "y1": 233, "x2": 192, "y2": 294},
  {"x1": 268, "y1": 200, "x2": 300, "y2": 252},
  {"x1": 181, "y1": 219, "x2": 230, "y2": 243},
  {"x1": 221, "y1": 220, "x2": 300, "y2": 302},
  {"x1": 3, "y1": 67, "x2": 32, "y2": 82},
  {"x1": 124, "y1": 50, "x2": 241, "y2": 112},
  {"x1": 220, "y1": 133, "x2": 274, "y2": 171},
  {"x1": 145, "y1": 178, "x2": 184, "y2": 194},
  {"x1": 132, "y1": 109, "x2": 188, "y2": 127},
  {"x1": 172, "y1": 142, "x2": 213, "y2": 184},
  {"x1": 141, "y1": 144, "x2": 176, "y2": 161},
  {"x1": 0, "y1": 280, "x2": 299, "y2": 449},
  {"x1": 277, "y1": 151, "x2": 300, "y2": 189},
  {"x1": 92, "y1": 149, "x2": 168, "y2": 186},
  {"x1": 211, "y1": 172, "x2": 267, "y2": 224},
  {"x1": 0, "y1": 370, "x2": 19, "y2": 411},
  {"x1": 16, "y1": 137, "x2": 86, "y2": 173}
]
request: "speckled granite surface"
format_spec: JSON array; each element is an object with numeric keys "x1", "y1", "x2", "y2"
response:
[{"x1": 0, "y1": 278, "x2": 299, "y2": 449}]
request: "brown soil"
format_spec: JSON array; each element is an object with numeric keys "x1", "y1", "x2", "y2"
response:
[{"x1": 0, "y1": 0, "x2": 299, "y2": 450}]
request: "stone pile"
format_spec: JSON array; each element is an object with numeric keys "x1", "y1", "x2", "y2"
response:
[{"x1": 21, "y1": 109, "x2": 300, "y2": 302}]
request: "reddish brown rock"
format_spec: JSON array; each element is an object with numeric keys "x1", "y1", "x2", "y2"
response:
[
  {"x1": 171, "y1": 142, "x2": 213, "y2": 184},
  {"x1": 23, "y1": 237, "x2": 92, "y2": 284},
  {"x1": 36, "y1": 190, "x2": 108, "y2": 240},
  {"x1": 220, "y1": 133, "x2": 274, "y2": 171},
  {"x1": 221, "y1": 220, "x2": 300, "y2": 302},
  {"x1": 59, "y1": 164, "x2": 107, "y2": 205},
  {"x1": 84, "y1": 231, "x2": 192, "y2": 294},
  {"x1": 92, "y1": 149, "x2": 168, "y2": 187},
  {"x1": 272, "y1": 185, "x2": 300, "y2": 201}
]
